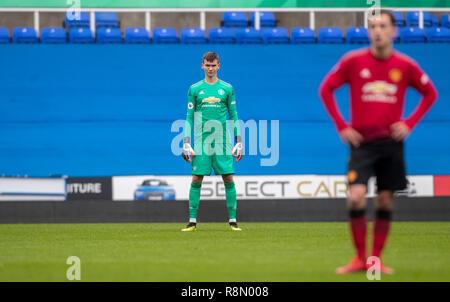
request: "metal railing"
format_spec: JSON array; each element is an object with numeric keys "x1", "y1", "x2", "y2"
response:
[{"x1": 0, "y1": 7, "x2": 449, "y2": 36}]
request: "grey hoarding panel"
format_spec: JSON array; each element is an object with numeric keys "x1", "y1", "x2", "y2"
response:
[{"x1": 0, "y1": 197, "x2": 449, "y2": 223}]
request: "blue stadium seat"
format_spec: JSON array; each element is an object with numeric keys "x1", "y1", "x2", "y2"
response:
[
  {"x1": 208, "y1": 27, "x2": 235, "y2": 43},
  {"x1": 153, "y1": 28, "x2": 179, "y2": 43},
  {"x1": 346, "y1": 27, "x2": 369, "y2": 44},
  {"x1": 400, "y1": 27, "x2": 426, "y2": 43},
  {"x1": 429, "y1": 14, "x2": 439, "y2": 27},
  {"x1": 222, "y1": 12, "x2": 248, "y2": 27},
  {"x1": 13, "y1": 27, "x2": 38, "y2": 43},
  {"x1": 69, "y1": 27, "x2": 94, "y2": 43},
  {"x1": 427, "y1": 27, "x2": 450, "y2": 42},
  {"x1": 124, "y1": 27, "x2": 150, "y2": 43},
  {"x1": 406, "y1": 11, "x2": 420, "y2": 26},
  {"x1": 406, "y1": 11, "x2": 433, "y2": 27},
  {"x1": 250, "y1": 12, "x2": 276, "y2": 27},
  {"x1": 180, "y1": 28, "x2": 206, "y2": 44},
  {"x1": 235, "y1": 28, "x2": 262, "y2": 43},
  {"x1": 97, "y1": 27, "x2": 122, "y2": 43},
  {"x1": 262, "y1": 27, "x2": 289, "y2": 44},
  {"x1": 318, "y1": 27, "x2": 344, "y2": 43},
  {"x1": 65, "y1": 11, "x2": 89, "y2": 28},
  {"x1": 95, "y1": 12, "x2": 119, "y2": 28},
  {"x1": 392, "y1": 11, "x2": 405, "y2": 27},
  {"x1": 442, "y1": 15, "x2": 450, "y2": 27},
  {"x1": 41, "y1": 27, "x2": 67, "y2": 43},
  {"x1": 290, "y1": 27, "x2": 315, "y2": 43},
  {"x1": 0, "y1": 27, "x2": 10, "y2": 43}
]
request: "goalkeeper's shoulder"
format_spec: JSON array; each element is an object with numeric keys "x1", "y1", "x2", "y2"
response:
[
  {"x1": 187, "y1": 80, "x2": 203, "y2": 96},
  {"x1": 219, "y1": 79, "x2": 233, "y2": 89},
  {"x1": 189, "y1": 80, "x2": 204, "y2": 91}
]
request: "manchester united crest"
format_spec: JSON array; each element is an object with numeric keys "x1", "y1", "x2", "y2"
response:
[{"x1": 389, "y1": 69, "x2": 402, "y2": 83}]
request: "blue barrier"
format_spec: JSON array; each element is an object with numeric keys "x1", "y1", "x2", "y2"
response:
[{"x1": 0, "y1": 44, "x2": 449, "y2": 176}]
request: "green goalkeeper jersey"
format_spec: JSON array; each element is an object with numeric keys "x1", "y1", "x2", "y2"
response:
[{"x1": 184, "y1": 79, "x2": 241, "y2": 145}]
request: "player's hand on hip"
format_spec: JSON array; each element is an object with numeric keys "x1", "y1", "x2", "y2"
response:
[
  {"x1": 182, "y1": 143, "x2": 195, "y2": 163},
  {"x1": 232, "y1": 136, "x2": 243, "y2": 162},
  {"x1": 339, "y1": 127, "x2": 363, "y2": 147},
  {"x1": 391, "y1": 121, "x2": 411, "y2": 141}
]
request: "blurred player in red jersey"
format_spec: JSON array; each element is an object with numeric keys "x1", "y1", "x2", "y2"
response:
[{"x1": 319, "y1": 10, "x2": 437, "y2": 274}]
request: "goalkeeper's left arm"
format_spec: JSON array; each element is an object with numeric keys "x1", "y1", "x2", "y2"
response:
[{"x1": 227, "y1": 87, "x2": 243, "y2": 162}]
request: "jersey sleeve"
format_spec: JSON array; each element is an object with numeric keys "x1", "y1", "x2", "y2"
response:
[
  {"x1": 322, "y1": 55, "x2": 352, "y2": 89},
  {"x1": 227, "y1": 86, "x2": 241, "y2": 138},
  {"x1": 404, "y1": 60, "x2": 438, "y2": 130},
  {"x1": 319, "y1": 55, "x2": 353, "y2": 132},
  {"x1": 184, "y1": 86, "x2": 196, "y2": 139}
]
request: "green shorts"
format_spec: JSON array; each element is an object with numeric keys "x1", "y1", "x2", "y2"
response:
[{"x1": 192, "y1": 142, "x2": 235, "y2": 175}]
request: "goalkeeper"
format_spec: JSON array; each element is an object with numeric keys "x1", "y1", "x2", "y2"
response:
[{"x1": 181, "y1": 52, "x2": 243, "y2": 232}]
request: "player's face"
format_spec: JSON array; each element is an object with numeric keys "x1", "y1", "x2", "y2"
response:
[
  {"x1": 202, "y1": 60, "x2": 220, "y2": 78},
  {"x1": 368, "y1": 14, "x2": 396, "y2": 48}
]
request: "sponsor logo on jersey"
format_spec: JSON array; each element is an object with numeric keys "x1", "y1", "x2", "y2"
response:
[
  {"x1": 389, "y1": 69, "x2": 402, "y2": 83},
  {"x1": 188, "y1": 102, "x2": 194, "y2": 109},
  {"x1": 231, "y1": 101, "x2": 236, "y2": 105},
  {"x1": 363, "y1": 81, "x2": 397, "y2": 94},
  {"x1": 218, "y1": 89, "x2": 225, "y2": 95},
  {"x1": 362, "y1": 81, "x2": 398, "y2": 103},
  {"x1": 199, "y1": 91, "x2": 205, "y2": 95},
  {"x1": 360, "y1": 68, "x2": 371, "y2": 79},
  {"x1": 202, "y1": 97, "x2": 221, "y2": 104}
]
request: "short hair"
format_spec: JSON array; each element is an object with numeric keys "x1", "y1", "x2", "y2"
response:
[
  {"x1": 203, "y1": 52, "x2": 219, "y2": 63},
  {"x1": 372, "y1": 9, "x2": 395, "y2": 26}
]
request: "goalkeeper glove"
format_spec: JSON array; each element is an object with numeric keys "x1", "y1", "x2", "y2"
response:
[
  {"x1": 182, "y1": 137, "x2": 195, "y2": 163},
  {"x1": 232, "y1": 136, "x2": 243, "y2": 162}
]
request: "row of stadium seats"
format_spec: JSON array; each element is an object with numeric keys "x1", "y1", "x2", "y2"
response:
[
  {"x1": 222, "y1": 11, "x2": 277, "y2": 27},
  {"x1": 63, "y1": 11, "x2": 450, "y2": 29},
  {"x1": 222, "y1": 11, "x2": 450, "y2": 28},
  {"x1": 2, "y1": 26, "x2": 450, "y2": 44},
  {"x1": 65, "y1": 12, "x2": 120, "y2": 28},
  {"x1": 392, "y1": 11, "x2": 450, "y2": 27},
  {"x1": 63, "y1": 11, "x2": 276, "y2": 28}
]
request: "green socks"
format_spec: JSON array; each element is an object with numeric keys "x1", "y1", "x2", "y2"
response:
[
  {"x1": 189, "y1": 182, "x2": 202, "y2": 222},
  {"x1": 224, "y1": 181, "x2": 237, "y2": 221},
  {"x1": 188, "y1": 181, "x2": 237, "y2": 222}
]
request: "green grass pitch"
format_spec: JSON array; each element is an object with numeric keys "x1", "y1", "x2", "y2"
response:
[{"x1": 0, "y1": 222, "x2": 449, "y2": 282}]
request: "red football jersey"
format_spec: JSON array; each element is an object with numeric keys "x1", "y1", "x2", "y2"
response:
[{"x1": 320, "y1": 48, "x2": 437, "y2": 141}]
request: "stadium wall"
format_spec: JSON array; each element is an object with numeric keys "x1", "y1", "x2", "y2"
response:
[
  {"x1": 0, "y1": 44, "x2": 448, "y2": 177},
  {"x1": 1, "y1": 197, "x2": 449, "y2": 223}
]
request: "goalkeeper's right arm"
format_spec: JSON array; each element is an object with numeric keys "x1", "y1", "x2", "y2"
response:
[
  {"x1": 182, "y1": 137, "x2": 195, "y2": 163},
  {"x1": 183, "y1": 87, "x2": 195, "y2": 163}
]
